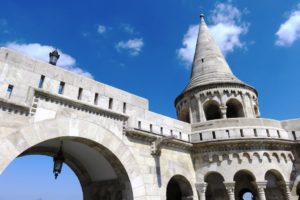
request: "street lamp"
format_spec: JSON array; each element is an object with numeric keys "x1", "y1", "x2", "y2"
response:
[
  {"x1": 53, "y1": 141, "x2": 64, "y2": 179},
  {"x1": 49, "y1": 49, "x2": 60, "y2": 65}
]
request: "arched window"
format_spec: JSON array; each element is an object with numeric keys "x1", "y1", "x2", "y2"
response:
[
  {"x1": 226, "y1": 99, "x2": 245, "y2": 118},
  {"x1": 203, "y1": 100, "x2": 222, "y2": 120}
]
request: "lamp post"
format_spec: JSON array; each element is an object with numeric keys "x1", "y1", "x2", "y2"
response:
[
  {"x1": 53, "y1": 141, "x2": 64, "y2": 179},
  {"x1": 49, "y1": 49, "x2": 60, "y2": 65}
]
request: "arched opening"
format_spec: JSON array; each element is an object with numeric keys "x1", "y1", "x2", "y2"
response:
[
  {"x1": 166, "y1": 175, "x2": 193, "y2": 200},
  {"x1": 226, "y1": 99, "x2": 245, "y2": 118},
  {"x1": 178, "y1": 108, "x2": 190, "y2": 123},
  {"x1": 0, "y1": 155, "x2": 83, "y2": 199},
  {"x1": 234, "y1": 170, "x2": 258, "y2": 200},
  {"x1": 203, "y1": 100, "x2": 222, "y2": 121},
  {"x1": 239, "y1": 189, "x2": 255, "y2": 200},
  {"x1": 0, "y1": 137, "x2": 133, "y2": 200},
  {"x1": 265, "y1": 170, "x2": 286, "y2": 200},
  {"x1": 205, "y1": 172, "x2": 228, "y2": 200}
]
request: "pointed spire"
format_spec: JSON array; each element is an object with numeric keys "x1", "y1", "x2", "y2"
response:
[{"x1": 184, "y1": 14, "x2": 242, "y2": 92}]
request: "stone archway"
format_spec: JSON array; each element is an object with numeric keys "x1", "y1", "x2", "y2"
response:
[
  {"x1": 203, "y1": 100, "x2": 222, "y2": 121},
  {"x1": 205, "y1": 172, "x2": 228, "y2": 200},
  {"x1": 265, "y1": 170, "x2": 286, "y2": 200},
  {"x1": 234, "y1": 170, "x2": 258, "y2": 200},
  {"x1": 0, "y1": 117, "x2": 147, "y2": 200},
  {"x1": 166, "y1": 175, "x2": 193, "y2": 200},
  {"x1": 226, "y1": 99, "x2": 245, "y2": 118}
]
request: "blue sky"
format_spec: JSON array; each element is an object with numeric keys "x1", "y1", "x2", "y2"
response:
[{"x1": 1, "y1": 0, "x2": 300, "y2": 199}]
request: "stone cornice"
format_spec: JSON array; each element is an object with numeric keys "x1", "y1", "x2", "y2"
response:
[
  {"x1": 125, "y1": 128, "x2": 192, "y2": 150},
  {"x1": 0, "y1": 97, "x2": 30, "y2": 115},
  {"x1": 192, "y1": 138, "x2": 295, "y2": 153},
  {"x1": 34, "y1": 89, "x2": 129, "y2": 121}
]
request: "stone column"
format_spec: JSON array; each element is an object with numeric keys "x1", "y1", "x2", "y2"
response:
[
  {"x1": 197, "y1": 97, "x2": 206, "y2": 122},
  {"x1": 220, "y1": 106, "x2": 227, "y2": 119},
  {"x1": 224, "y1": 182, "x2": 235, "y2": 200},
  {"x1": 256, "y1": 182, "x2": 267, "y2": 200},
  {"x1": 241, "y1": 93, "x2": 248, "y2": 118},
  {"x1": 195, "y1": 182, "x2": 207, "y2": 200}
]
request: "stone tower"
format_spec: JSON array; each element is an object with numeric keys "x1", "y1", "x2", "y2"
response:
[{"x1": 175, "y1": 15, "x2": 260, "y2": 123}]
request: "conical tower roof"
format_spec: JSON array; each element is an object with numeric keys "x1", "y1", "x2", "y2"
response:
[{"x1": 183, "y1": 14, "x2": 243, "y2": 92}]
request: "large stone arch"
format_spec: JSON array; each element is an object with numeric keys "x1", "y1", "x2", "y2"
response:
[{"x1": 0, "y1": 116, "x2": 147, "y2": 199}]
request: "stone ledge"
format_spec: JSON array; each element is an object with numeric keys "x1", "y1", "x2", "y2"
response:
[
  {"x1": 34, "y1": 89, "x2": 129, "y2": 121},
  {"x1": 125, "y1": 128, "x2": 192, "y2": 150},
  {"x1": 0, "y1": 97, "x2": 30, "y2": 115}
]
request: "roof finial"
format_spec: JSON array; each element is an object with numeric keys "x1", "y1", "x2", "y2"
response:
[{"x1": 200, "y1": 14, "x2": 205, "y2": 21}]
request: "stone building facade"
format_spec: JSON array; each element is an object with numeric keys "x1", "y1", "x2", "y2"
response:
[{"x1": 0, "y1": 15, "x2": 299, "y2": 200}]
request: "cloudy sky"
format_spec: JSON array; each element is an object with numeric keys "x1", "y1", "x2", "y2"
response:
[{"x1": 1, "y1": 0, "x2": 300, "y2": 199}]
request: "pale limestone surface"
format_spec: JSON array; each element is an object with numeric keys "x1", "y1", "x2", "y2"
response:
[{"x1": 0, "y1": 16, "x2": 299, "y2": 200}]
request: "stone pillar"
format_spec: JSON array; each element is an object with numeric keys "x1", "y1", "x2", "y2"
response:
[
  {"x1": 256, "y1": 182, "x2": 267, "y2": 200},
  {"x1": 220, "y1": 106, "x2": 227, "y2": 119},
  {"x1": 241, "y1": 93, "x2": 248, "y2": 118},
  {"x1": 224, "y1": 182, "x2": 235, "y2": 200},
  {"x1": 197, "y1": 97, "x2": 206, "y2": 122},
  {"x1": 195, "y1": 182, "x2": 207, "y2": 200}
]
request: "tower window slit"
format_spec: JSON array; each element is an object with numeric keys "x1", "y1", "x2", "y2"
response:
[
  {"x1": 254, "y1": 129, "x2": 257, "y2": 137},
  {"x1": 150, "y1": 124, "x2": 153, "y2": 132},
  {"x1": 240, "y1": 129, "x2": 244, "y2": 137},
  {"x1": 170, "y1": 130, "x2": 173, "y2": 136},
  {"x1": 266, "y1": 129, "x2": 270, "y2": 137},
  {"x1": 226, "y1": 130, "x2": 230, "y2": 138},
  {"x1": 212, "y1": 131, "x2": 216, "y2": 139},
  {"x1": 108, "y1": 98, "x2": 113, "y2": 109},
  {"x1": 277, "y1": 130, "x2": 281, "y2": 138},
  {"x1": 6, "y1": 84, "x2": 14, "y2": 98},
  {"x1": 58, "y1": 81, "x2": 65, "y2": 94},
  {"x1": 123, "y1": 102, "x2": 127, "y2": 113},
  {"x1": 38, "y1": 75, "x2": 45, "y2": 89},
  {"x1": 94, "y1": 93, "x2": 99, "y2": 105},
  {"x1": 292, "y1": 131, "x2": 297, "y2": 140},
  {"x1": 160, "y1": 127, "x2": 163, "y2": 135},
  {"x1": 138, "y1": 121, "x2": 141, "y2": 129},
  {"x1": 77, "y1": 88, "x2": 83, "y2": 100},
  {"x1": 179, "y1": 132, "x2": 182, "y2": 139},
  {"x1": 199, "y1": 133, "x2": 203, "y2": 141}
]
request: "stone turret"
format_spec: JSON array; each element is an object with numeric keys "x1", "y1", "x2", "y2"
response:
[{"x1": 175, "y1": 15, "x2": 260, "y2": 123}]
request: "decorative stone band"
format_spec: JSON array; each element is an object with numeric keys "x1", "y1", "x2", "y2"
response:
[{"x1": 175, "y1": 82, "x2": 257, "y2": 106}]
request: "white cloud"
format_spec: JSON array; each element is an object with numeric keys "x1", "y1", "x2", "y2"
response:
[
  {"x1": 97, "y1": 25, "x2": 106, "y2": 34},
  {"x1": 115, "y1": 38, "x2": 144, "y2": 56},
  {"x1": 275, "y1": 5, "x2": 300, "y2": 46},
  {"x1": 177, "y1": 2, "x2": 248, "y2": 65},
  {"x1": 5, "y1": 42, "x2": 93, "y2": 79},
  {"x1": 120, "y1": 23, "x2": 135, "y2": 34}
]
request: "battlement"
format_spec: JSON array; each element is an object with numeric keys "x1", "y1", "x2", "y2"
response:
[{"x1": 0, "y1": 47, "x2": 149, "y2": 115}]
